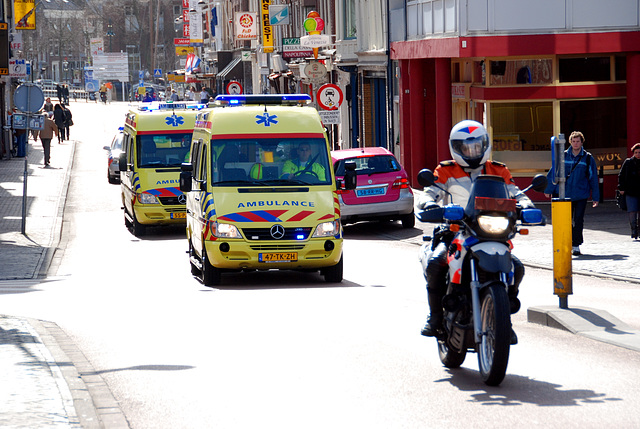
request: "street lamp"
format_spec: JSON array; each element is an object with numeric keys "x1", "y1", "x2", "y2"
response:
[{"x1": 106, "y1": 20, "x2": 115, "y2": 52}]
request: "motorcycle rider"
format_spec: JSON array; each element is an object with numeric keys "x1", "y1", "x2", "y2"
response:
[{"x1": 417, "y1": 120, "x2": 534, "y2": 344}]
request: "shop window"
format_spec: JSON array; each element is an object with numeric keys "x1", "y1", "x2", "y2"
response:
[
  {"x1": 615, "y1": 55, "x2": 626, "y2": 81},
  {"x1": 491, "y1": 102, "x2": 553, "y2": 152},
  {"x1": 489, "y1": 59, "x2": 552, "y2": 86},
  {"x1": 560, "y1": 99, "x2": 626, "y2": 151},
  {"x1": 559, "y1": 57, "x2": 610, "y2": 82}
]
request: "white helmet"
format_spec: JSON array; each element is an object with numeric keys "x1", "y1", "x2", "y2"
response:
[{"x1": 449, "y1": 120, "x2": 491, "y2": 169}]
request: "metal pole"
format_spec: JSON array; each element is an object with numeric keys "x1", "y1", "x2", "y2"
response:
[{"x1": 552, "y1": 133, "x2": 572, "y2": 309}]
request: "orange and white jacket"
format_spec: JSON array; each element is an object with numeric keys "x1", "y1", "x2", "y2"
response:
[{"x1": 417, "y1": 160, "x2": 533, "y2": 209}]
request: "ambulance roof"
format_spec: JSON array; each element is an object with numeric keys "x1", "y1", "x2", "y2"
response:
[{"x1": 195, "y1": 95, "x2": 325, "y2": 137}]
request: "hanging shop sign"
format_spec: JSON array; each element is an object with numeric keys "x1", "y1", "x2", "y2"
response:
[
  {"x1": 282, "y1": 38, "x2": 313, "y2": 59},
  {"x1": 235, "y1": 12, "x2": 258, "y2": 40}
]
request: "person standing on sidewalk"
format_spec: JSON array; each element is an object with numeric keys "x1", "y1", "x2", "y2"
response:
[
  {"x1": 40, "y1": 112, "x2": 58, "y2": 167},
  {"x1": 63, "y1": 105, "x2": 73, "y2": 141},
  {"x1": 618, "y1": 143, "x2": 640, "y2": 239},
  {"x1": 544, "y1": 131, "x2": 600, "y2": 255}
]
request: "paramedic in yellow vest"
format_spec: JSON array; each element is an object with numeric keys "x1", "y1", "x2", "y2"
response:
[{"x1": 282, "y1": 142, "x2": 326, "y2": 181}]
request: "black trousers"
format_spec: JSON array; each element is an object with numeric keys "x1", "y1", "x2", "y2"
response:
[{"x1": 41, "y1": 138, "x2": 52, "y2": 164}]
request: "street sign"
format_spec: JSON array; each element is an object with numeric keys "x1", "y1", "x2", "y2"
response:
[
  {"x1": 226, "y1": 81, "x2": 243, "y2": 95},
  {"x1": 318, "y1": 110, "x2": 340, "y2": 124},
  {"x1": 154, "y1": 69, "x2": 162, "y2": 78},
  {"x1": 14, "y1": 83, "x2": 44, "y2": 114},
  {"x1": 269, "y1": 5, "x2": 289, "y2": 25},
  {"x1": 316, "y1": 83, "x2": 343, "y2": 111}
]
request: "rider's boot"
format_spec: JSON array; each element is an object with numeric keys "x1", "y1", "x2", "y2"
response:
[{"x1": 420, "y1": 290, "x2": 444, "y2": 337}]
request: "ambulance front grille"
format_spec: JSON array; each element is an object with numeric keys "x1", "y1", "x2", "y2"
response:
[
  {"x1": 250, "y1": 245, "x2": 306, "y2": 251},
  {"x1": 159, "y1": 196, "x2": 185, "y2": 205},
  {"x1": 242, "y1": 227, "x2": 312, "y2": 241}
]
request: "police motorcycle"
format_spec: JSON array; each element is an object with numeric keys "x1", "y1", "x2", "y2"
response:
[{"x1": 416, "y1": 169, "x2": 547, "y2": 386}]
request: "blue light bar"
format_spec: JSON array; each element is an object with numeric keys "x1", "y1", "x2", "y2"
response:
[{"x1": 214, "y1": 94, "x2": 312, "y2": 106}]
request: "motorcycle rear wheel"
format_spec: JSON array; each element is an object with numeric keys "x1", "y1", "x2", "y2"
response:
[
  {"x1": 477, "y1": 282, "x2": 511, "y2": 386},
  {"x1": 438, "y1": 339, "x2": 466, "y2": 368}
]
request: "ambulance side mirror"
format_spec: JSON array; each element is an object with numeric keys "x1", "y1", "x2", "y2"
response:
[
  {"x1": 118, "y1": 153, "x2": 128, "y2": 172},
  {"x1": 180, "y1": 163, "x2": 193, "y2": 192},
  {"x1": 343, "y1": 161, "x2": 357, "y2": 190}
]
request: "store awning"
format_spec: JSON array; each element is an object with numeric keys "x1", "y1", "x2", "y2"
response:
[{"x1": 216, "y1": 56, "x2": 242, "y2": 80}]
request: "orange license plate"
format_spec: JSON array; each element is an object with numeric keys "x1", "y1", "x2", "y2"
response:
[
  {"x1": 171, "y1": 212, "x2": 186, "y2": 219},
  {"x1": 259, "y1": 252, "x2": 298, "y2": 262}
]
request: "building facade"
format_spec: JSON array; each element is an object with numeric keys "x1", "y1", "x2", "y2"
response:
[{"x1": 390, "y1": 0, "x2": 640, "y2": 198}]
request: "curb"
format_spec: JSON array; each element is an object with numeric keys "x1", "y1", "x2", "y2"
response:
[{"x1": 29, "y1": 318, "x2": 130, "y2": 428}]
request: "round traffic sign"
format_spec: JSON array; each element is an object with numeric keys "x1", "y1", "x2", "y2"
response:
[
  {"x1": 14, "y1": 83, "x2": 45, "y2": 114},
  {"x1": 316, "y1": 83, "x2": 343, "y2": 110},
  {"x1": 226, "y1": 81, "x2": 243, "y2": 95}
]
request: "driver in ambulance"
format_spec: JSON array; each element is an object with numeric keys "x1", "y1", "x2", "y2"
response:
[{"x1": 282, "y1": 142, "x2": 327, "y2": 181}]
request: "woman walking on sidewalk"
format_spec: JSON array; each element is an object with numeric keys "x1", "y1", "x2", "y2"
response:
[
  {"x1": 618, "y1": 143, "x2": 640, "y2": 239},
  {"x1": 40, "y1": 112, "x2": 58, "y2": 167}
]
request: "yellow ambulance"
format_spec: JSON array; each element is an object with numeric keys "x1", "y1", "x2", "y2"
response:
[
  {"x1": 180, "y1": 94, "x2": 356, "y2": 286},
  {"x1": 119, "y1": 102, "x2": 205, "y2": 236}
]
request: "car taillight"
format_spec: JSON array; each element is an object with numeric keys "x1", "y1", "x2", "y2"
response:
[
  {"x1": 392, "y1": 178, "x2": 410, "y2": 189},
  {"x1": 337, "y1": 189, "x2": 349, "y2": 194}
]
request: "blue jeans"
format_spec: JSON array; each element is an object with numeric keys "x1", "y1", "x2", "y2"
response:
[{"x1": 571, "y1": 199, "x2": 588, "y2": 246}]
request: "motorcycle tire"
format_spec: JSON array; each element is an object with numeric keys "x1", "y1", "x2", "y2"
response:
[
  {"x1": 477, "y1": 281, "x2": 511, "y2": 386},
  {"x1": 438, "y1": 338, "x2": 466, "y2": 368}
]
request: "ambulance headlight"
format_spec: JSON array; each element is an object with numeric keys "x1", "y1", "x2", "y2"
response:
[
  {"x1": 214, "y1": 222, "x2": 242, "y2": 239},
  {"x1": 312, "y1": 220, "x2": 341, "y2": 238},
  {"x1": 137, "y1": 193, "x2": 159, "y2": 204}
]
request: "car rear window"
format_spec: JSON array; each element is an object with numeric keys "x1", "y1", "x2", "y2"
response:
[{"x1": 334, "y1": 155, "x2": 400, "y2": 176}]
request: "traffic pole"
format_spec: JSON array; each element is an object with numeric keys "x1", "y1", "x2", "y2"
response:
[{"x1": 552, "y1": 199, "x2": 572, "y2": 308}]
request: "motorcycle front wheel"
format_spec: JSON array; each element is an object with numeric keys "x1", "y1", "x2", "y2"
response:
[{"x1": 477, "y1": 281, "x2": 511, "y2": 386}]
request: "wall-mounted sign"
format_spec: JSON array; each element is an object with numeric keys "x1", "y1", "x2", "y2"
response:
[{"x1": 261, "y1": 0, "x2": 273, "y2": 53}]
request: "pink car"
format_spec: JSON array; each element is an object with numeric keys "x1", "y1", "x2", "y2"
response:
[{"x1": 332, "y1": 147, "x2": 415, "y2": 228}]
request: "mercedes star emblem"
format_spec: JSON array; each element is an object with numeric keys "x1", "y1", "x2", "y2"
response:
[
  {"x1": 270, "y1": 224, "x2": 285, "y2": 239},
  {"x1": 178, "y1": 194, "x2": 187, "y2": 204}
]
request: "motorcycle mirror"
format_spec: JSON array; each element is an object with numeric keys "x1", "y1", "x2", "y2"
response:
[
  {"x1": 417, "y1": 169, "x2": 436, "y2": 187},
  {"x1": 530, "y1": 174, "x2": 548, "y2": 192}
]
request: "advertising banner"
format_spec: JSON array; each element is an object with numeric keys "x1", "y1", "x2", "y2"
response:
[
  {"x1": 90, "y1": 38, "x2": 104, "y2": 56},
  {"x1": 14, "y1": 0, "x2": 36, "y2": 30}
]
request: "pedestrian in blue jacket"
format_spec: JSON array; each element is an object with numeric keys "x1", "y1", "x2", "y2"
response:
[{"x1": 544, "y1": 131, "x2": 599, "y2": 255}]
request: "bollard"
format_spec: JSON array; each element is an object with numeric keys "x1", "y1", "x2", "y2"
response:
[
  {"x1": 598, "y1": 165, "x2": 604, "y2": 203},
  {"x1": 552, "y1": 198, "x2": 572, "y2": 308}
]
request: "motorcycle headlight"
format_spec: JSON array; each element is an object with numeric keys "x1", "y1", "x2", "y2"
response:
[
  {"x1": 213, "y1": 222, "x2": 242, "y2": 239},
  {"x1": 137, "y1": 193, "x2": 159, "y2": 204},
  {"x1": 477, "y1": 215, "x2": 510, "y2": 235},
  {"x1": 312, "y1": 220, "x2": 341, "y2": 238}
]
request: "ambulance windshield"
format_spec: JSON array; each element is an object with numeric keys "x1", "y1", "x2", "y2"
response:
[
  {"x1": 210, "y1": 137, "x2": 331, "y2": 186},
  {"x1": 137, "y1": 133, "x2": 192, "y2": 168}
]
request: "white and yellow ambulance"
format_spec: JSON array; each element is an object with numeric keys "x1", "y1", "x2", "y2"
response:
[
  {"x1": 119, "y1": 102, "x2": 205, "y2": 236},
  {"x1": 180, "y1": 94, "x2": 356, "y2": 285}
]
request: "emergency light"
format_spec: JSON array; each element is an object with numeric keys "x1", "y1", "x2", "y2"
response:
[
  {"x1": 137, "y1": 102, "x2": 208, "y2": 112},
  {"x1": 214, "y1": 94, "x2": 312, "y2": 107}
]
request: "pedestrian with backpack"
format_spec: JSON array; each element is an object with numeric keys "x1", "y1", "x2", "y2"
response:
[{"x1": 544, "y1": 131, "x2": 599, "y2": 255}]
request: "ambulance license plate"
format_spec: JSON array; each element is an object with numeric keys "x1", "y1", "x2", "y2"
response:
[
  {"x1": 259, "y1": 252, "x2": 298, "y2": 262},
  {"x1": 171, "y1": 212, "x2": 186, "y2": 219},
  {"x1": 357, "y1": 187, "x2": 385, "y2": 197}
]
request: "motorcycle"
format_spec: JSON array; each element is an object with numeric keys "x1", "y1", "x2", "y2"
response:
[{"x1": 416, "y1": 170, "x2": 547, "y2": 386}]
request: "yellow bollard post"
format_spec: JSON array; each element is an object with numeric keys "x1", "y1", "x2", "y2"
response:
[{"x1": 552, "y1": 198, "x2": 572, "y2": 308}]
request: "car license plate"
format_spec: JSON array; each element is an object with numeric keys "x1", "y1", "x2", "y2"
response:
[
  {"x1": 259, "y1": 252, "x2": 298, "y2": 262},
  {"x1": 171, "y1": 212, "x2": 186, "y2": 219},
  {"x1": 356, "y1": 187, "x2": 385, "y2": 197}
]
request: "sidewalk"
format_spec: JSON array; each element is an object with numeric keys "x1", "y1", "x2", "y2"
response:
[
  {"x1": 1, "y1": 135, "x2": 639, "y2": 426},
  {"x1": 1, "y1": 135, "x2": 128, "y2": 428}
]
